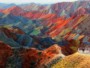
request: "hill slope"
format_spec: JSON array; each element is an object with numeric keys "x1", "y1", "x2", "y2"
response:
[{"x1": 52, "y1": 53, "x2": 90, "y2": 68}]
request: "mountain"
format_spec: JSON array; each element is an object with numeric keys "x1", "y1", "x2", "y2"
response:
[
  {"x1": 3, "y1": 6, "x2": 25, "y2": 15},
  {"x1": 1, "y1": 1, "x2": 90, "y2": 17},
  {"x1": 0, "y1": 3, "x2": 16, "y2": 9},
  {"x1": 17, "y1": 1, "x2": 90, "y2": 17},
  {"x1": 21, "y1": 44, "x2": 62, "y2": 68},
  {"x1": 20, "y1": 3, "x2": 50, "y2": 12},
  {"x1": 0, "y1": 0, "x2": 90, "y2": 68}
]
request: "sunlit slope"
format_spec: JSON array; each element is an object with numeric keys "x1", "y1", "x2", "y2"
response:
[{"x1": 52, "y1": 52, "x2": 90, "y2": 68}]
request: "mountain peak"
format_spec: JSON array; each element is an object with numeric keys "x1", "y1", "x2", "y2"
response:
[
  {"x1": 78, "y1": 0, "x2": 90, "y2": 1},
  {"x1": 10, "y1": 6, "x2": 21, "y2": 10},
  {"x1": 3, "y1": 6, "x2": 25, "y2": 15}
]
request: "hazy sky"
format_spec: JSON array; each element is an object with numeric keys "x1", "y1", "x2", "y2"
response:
[{"x1": 0, "y1": 0, "x2": 78, "y2": 4}]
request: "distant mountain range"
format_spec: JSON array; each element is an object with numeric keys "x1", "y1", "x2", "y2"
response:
[
  {"x1": 0, "y1": 3, "x2": 16, "y2": 9},
  {"x1": 0, "y1": 0, "x2": 90, "y2": 17}
]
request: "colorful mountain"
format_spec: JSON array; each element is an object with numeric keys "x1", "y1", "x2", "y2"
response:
[
  {"x1": 0, "y1": 0, "x2": 90, "y2": 68},
  {"x1": 21, "y1": 44, "x2": 62, "y2": 68},
  {"x1": 3, "y1": 6, "x2": 25, "y2": 15}
]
